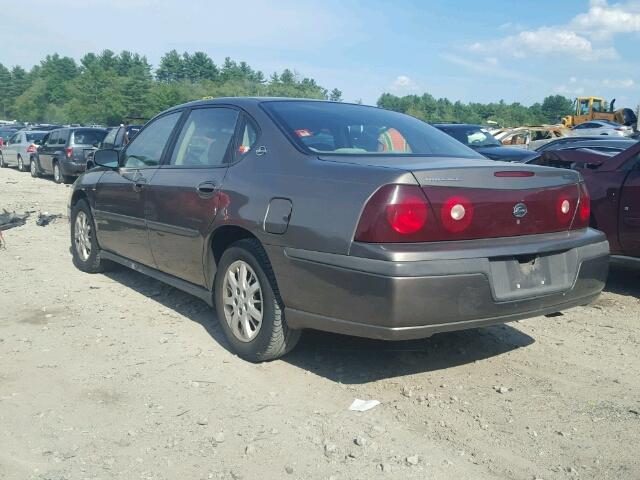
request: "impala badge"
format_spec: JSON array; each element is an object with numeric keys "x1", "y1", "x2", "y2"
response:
[{"x1": 513, "y1": 203, "x2": 528, "y2": 218}]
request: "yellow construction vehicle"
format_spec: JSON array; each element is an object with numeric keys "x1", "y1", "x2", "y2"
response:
[{"x1": 562, "y1": 96, "x2": 637, "y2": 128}]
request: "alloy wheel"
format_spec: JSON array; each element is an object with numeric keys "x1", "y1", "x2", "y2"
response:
[
  {"x1": 18, "y1": 156, "x2": 23, "y2": 171},
  {"x1": 30, "y1": 159, "x2": 37, "y2": 177},
  {"x1": 54, "y1": 164, "x2": 60, "y2": 183},
  {"x1": 222, "y1": 260, "x2": 264, "y2": 342},
  {"x1": 74, "y1": 211, "x2": 92, "y2": 261}
]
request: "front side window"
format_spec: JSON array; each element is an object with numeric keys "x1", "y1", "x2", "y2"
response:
[
  {"x1": 122, "y1": 111, "x2": 182, "y2": 168},
  {"x1": 263, "y1": 101, "x2": 481, "y2": 158},
  {"x1": 170, "y1": 108, "x2": 239, "y2": 167}
]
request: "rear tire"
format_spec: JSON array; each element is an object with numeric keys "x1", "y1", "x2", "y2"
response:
[
  {"x1": 30, "y1": 157, "x2": 39, "y2": 178},
  {"x1": 17, "y1": 155, "x2": 25, "y2": 172},
  {"x1": 214, "y1": 238, "x2": 301, "y2": 362},
  {"x1": 53, "y1": 161, "x2": 72, "y2": 184},
  {"x1": 70, "y1": 199, "x2": 107, "y2": 273}
]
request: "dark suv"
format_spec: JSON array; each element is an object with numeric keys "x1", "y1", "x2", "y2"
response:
[
  {"x1": 34, "y1": 127, "x2": 107, "y2": 183},
  {"x1": 86, "y1": 125, "x2": 142, "y2": 169}
]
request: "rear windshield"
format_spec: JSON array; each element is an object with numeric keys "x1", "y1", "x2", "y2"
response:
[
  {"x1": 26, "y1": 132, "x2": 46, "y2": 142},
  {"x1": 262, "y1": 101, "x2": 482, "y2": 158},
  {"x1": 72, "y1": 130, "x2": 107, "y2": 145}
]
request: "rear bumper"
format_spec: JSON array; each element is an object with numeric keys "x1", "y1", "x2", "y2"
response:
[
  {"x1": 60, "y1": 160, "x2": 86, "y2": 176},
  {"x1": 266, "y1": 229, "x2": 609, "y2": 340}
]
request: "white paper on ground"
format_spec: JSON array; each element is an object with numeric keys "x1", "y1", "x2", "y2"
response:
[{"x1": 349, "y1": 398, "x2": 381, "y2": 412}]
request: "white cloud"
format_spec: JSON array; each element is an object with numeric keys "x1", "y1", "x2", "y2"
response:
[
  {"x1": 466, "y1": 0, "x2": 640, "y2": 62},
  {"x1": 469, "y1": 27, "x2": 618, "y2": 61},
  {"x1": 440, "y1": 54, "x2": 537, "y2": 82},
  {"x1": 571, "y1": 0, "x2": 640, "y2": 39},
  {"x1": 602, "y1": 78, "x2": 635, "y2": 88},
  {"x1": 389, "y1": 75, "x2": 420, "y2": 94}
]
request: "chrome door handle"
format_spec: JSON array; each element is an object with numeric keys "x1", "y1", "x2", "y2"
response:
[
  {"x1": 133, "y1": 177, "x2": 147, "y2": 192},
  {"x1": 196, "y1": 181, "x2": 217, "y2": 198}
]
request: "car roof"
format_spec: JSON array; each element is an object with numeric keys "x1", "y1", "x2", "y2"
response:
[{"x1": 162, "y1": 97, "x2": 381, "y2": 114}]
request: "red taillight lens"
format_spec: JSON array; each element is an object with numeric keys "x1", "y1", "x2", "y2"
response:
[
  {"x1": 355, "y1": 184, "x2": 430, "y2": 242},
  {"x1": 66, "y1": 147, "x2": 73, "y2": 159},
  {"x1": 440, "y1": 195, "x2": 473, "y2": 233},
  {"x1": 573, "y1": 182, "x2": 591, "y2": 229},
  {"x1": 386, "y1": 195, "x2": 428, "y2": 234},
  {"x1": 26, "y1": 144, "x2": 36, "y2": 153}
]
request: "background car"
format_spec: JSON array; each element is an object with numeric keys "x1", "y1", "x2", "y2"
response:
[
  {"x1": 69, "y1": 98, "x2": 608, "y2": 362},
  {"x1": 33, "y1": 127, "x2": 107, "y2": 183},
  {"x1": 86, "y1": 124, "x2": 142, "y2": 169},
  {"x1": 494, "y1": 126, "x2": 567, "y2": 150},
  {"x1": 0, "y1": 127, "x2": 19, "y2": 148},
  {"x1": 0, "y1": 130, "x2": 47, "y2": 171},
  {"x1": 433, "y1": 123, "x2": 539, "y2": 162},
  {"x1": 570, "y1": 120, "x2": 634, "y2": 137},
  {"x1": 530, "y1": 141, "x2": 640, "y2": 258}
]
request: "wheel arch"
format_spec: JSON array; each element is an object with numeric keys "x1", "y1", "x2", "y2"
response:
[{"x1": 206, "y1": 224, "x2": 261, "y2": 289}]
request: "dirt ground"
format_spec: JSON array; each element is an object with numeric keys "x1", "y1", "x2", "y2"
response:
[{"x1": 0, "y1": 166, "x2": 639, "y2": 480}]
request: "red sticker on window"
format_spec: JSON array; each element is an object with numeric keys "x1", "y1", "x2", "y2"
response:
[
  {"x1": 294, "y1": 129, "x2": 312, "y2": 137},
  {"x1": 238, "y1": 145, "x2": 250, "y2": 154}
]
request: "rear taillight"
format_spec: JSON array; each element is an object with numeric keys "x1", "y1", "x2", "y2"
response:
[
  {"x1": 66, "y1": 147, "x2": 73, "y2": 159},
  {"x1": 572, "y1": 182, "x2": 591, "y2": 229},
  {"x1": 26, "y1": 144, "x2": 36, "y2": 153},
  {"x1": 355, "y1": 183, "x2": 587, "y2": 243},
  {"x1": 441, "y1": 195, "x2": 473, "y2": 233},
  {"x1": 355, "y1": 185, "x2": 430, "y2": 242}
]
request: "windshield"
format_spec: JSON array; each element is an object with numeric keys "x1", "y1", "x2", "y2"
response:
[
  {"x1": 26, "y1": 132, "x2": 46, "y2": 142},
  {"x1": 262, "y1": 101, "x2": 482, "y2": 158},
  {"x1": 437, "y1": 126, "x2": 501, "y2": 148},
  {"x1": 72, "y1": 129, "x2": 107, "y2": 145}
]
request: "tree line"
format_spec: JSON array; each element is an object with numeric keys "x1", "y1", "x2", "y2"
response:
[
  {"x1": 377, "y1": 93, "x2": 575, "y2": 126},
  {"x1": 0, "y1": 49, "x2": 577, "y2": 127},
  {"x1": 0, "y1": 50, "x2": 343, "y2": 125}
]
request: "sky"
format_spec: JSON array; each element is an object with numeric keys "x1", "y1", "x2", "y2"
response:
[{"x1": 1, "y1": 0, "x2": 639, "y2": 107}]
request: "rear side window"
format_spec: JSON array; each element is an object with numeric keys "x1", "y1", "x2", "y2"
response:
[
  {"x1": 121, "y1": 111, "x2": 182, "y2": 168},
  {"x1": 263, "y1": 101, "x2": 481, "y2": 158},
  {"x1": 47, "y1": 131, "x2": 59, "y2": 145},
  {"x1": 73, "y1": 130, "x2": 106, "y2": 146},
  {"x1": 170, "y1": 108, "x2": 239, "y2": 167},
  {"x1": 236, "y1": 116, "x2": 258, "y2": 156},
  {"x1": 26, "y1": 132, "x2": 45, "y2": 143},
  {"x1": 101, "y1": 128, "x2": 118, "y2": 148},
  {"x1": 57, "y1": 130, "x2": 68, "y2": 145}
]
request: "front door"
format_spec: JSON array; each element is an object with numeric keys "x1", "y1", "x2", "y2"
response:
[
  {"x1": 93, "y1": 111, "x2": 183, "y2": 266},
  {"x1": 619, "y1": 161, "x2": 640, "y2": 256},
  {"x1": 146, "y1": 107, "x2": 244, "y2": 286}
]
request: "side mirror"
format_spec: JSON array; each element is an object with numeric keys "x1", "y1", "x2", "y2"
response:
[{"x1": 93, "y1": 148, "x2": 119, "y2": 169}]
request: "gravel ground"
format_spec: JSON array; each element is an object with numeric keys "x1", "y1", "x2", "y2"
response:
[{"x1": 0, "y1": 166, "x2": 639, "y2": 480}]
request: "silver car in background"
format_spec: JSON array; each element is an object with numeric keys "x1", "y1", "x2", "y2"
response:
[
  {"x1": 0, "y1": 130, "x2": 48, "y2": 172},
  {"x1": 570, "y1": 120, "x2": 634, "y2": 137}
]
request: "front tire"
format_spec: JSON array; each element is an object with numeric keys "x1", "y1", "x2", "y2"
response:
[
  {"x1": 214, "y1": 239, "x2": 301, "y2": 362},
  {"x1": 0, "y1": 152, "x2": 5, "y2": 168},
  {"x1": 71, "y1": 199, "x2": 107, "y2": 273},
  {"x1": 17, "y1": 155, "x2": 26, "y2": 172}
]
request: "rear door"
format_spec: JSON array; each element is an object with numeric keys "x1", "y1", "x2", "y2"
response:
[
  {"x1": 4, "y1": 133, "x2": 19, "y2": 163},
  {"x1": 145, "y1": 106, "x2": 244, "y2": 286},
  {"x1": 93, "y1": 111, "x2": 183, "y2": 267},
  {"x1": 619, "y1": 157, "x2": 640, "y2": 256},
  {"x1": 39, "y1": 130, "x2": 58, "y2": 172}
]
